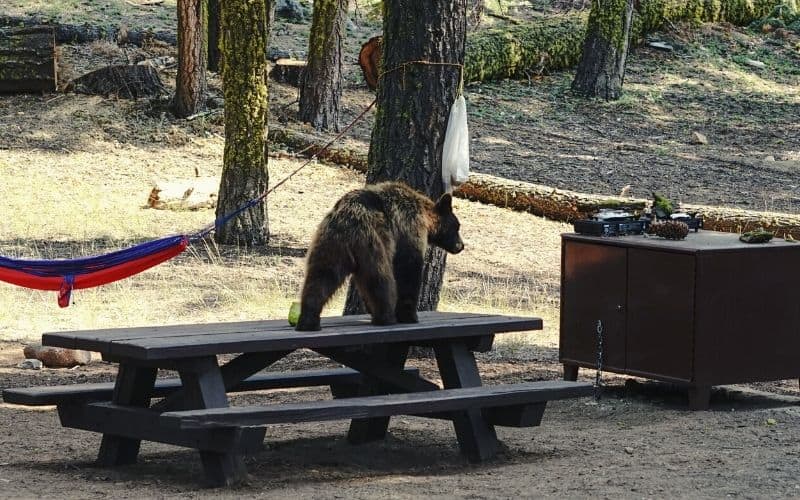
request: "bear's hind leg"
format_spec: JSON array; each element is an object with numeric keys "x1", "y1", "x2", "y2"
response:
[
  {"x1": 354, "y1": 257, "x2": 397, "y2": 326},
  {"x1": 297, "y1": 263, "x2": 349, "y2": 331},
  {"x1": 394, "y1": 243, "x2": 424, "y2": 323}
]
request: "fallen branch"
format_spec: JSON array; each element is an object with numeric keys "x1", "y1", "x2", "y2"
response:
[{"x1": 0, "y1": 15, "x2": 176, "y2": 46}]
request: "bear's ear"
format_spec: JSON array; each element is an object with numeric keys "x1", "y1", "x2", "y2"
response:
[{"x1": 435, "y1": 193, "x2": 453, "y2": 214}]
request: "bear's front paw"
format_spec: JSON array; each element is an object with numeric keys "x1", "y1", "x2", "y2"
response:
[{"x1": 295, "y1": 316, "x2": 321, "y2": 331}]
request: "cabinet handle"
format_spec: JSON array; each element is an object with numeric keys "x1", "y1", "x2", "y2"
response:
[{"x1": 616, "y1": 304, "x2": 624, "y2": 312}]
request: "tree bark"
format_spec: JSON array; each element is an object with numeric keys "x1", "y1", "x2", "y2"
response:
[
  {"x1": 342, "y1": 0, "x2": 467, "y2": 316},
  {"x1": 207, "y1": 0, "x2": 221, "y2": 72},
  {"x1": 297, "y1": 0, "x2": 349, "y2": 131},
  {"x1": 571, "y1": 0, "x2": 635, "y2": 100},
  {"x1": 215, "y1": 0, "x2": 272, "y2": 246},
  {"x1": 174, "y1": 0, "x2": 207, "y2": 117},
  {"x1": 0, "y1": 26, "x2": 56, "y2": 93}
]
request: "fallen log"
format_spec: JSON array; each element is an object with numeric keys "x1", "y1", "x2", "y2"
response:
[
  {"x1": 269, "y1": 124, "x2": 369, "y2": 171},
  {"x1": 463, "y1": 0, "x2": 781, "y2": 82},
  {"x1": 0, "y1": 15, "x2": 177, "y2": 46},
  {"x1": 23, "y1": 345, "x2": 92, "y2": 368},
  {"x1": 146, "y1": 177, "x2": 218, "y2": 211},
  {"x1": 0, "y1": 26, "x2": 57, "y2": 93},
  {"x1": 456, "y1": 173, "x2": 647, "y2": 221},
  {"x1": 268, "y1": 123, "x2": 800, "y2": 239},
  {"x1": 681, "y1": 203, "x2": 800, "y2": 240}
]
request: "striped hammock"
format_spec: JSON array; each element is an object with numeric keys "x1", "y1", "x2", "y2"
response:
[{"x1": 0, "y1": 235, "x2": 188, "y2": 307}]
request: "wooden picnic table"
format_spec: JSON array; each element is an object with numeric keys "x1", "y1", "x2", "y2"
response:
[{"x1": 4, "y1": 311, "x2": 593, "y2": 486}]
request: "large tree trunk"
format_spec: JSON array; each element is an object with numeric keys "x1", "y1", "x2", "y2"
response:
[
  {"x1": 342, "y1": 0, "x2": 467, "y2": 316},
  {"x1": 0, "y1": 26, "x2": 56, "y2": 93},
  {"x1": 174, "y1": 0, "x2": 207, "y2": 117},
  {"x1": 571, "y1": 0, "x2": 635, "y2": 100},
  {"x1": 207, "y1": 0, "x2": 221, "y2": 72},
  {"x1": 215, "y1": 0, "x2": 272, "y2": 246},
  {"x1": 297, "y1": 0, "x2": 349, "y2": 131}
]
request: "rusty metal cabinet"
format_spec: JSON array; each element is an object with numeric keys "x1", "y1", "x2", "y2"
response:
[{"x1": 559, "y1": 231, "x2": 800, "y2": 409}]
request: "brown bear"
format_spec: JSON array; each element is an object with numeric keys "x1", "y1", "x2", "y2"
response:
[{"x1": 295, "y1": 181, "x2": 464, "y2": 331}]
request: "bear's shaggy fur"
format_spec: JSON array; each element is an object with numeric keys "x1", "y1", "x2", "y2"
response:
[{"x1": 295, "y1": 181, "x2": 464, "y2": 331}]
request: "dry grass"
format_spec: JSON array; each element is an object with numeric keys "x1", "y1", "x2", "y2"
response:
[{"x1": 0, "y1": 92, "x2": 565, "y2": 348}]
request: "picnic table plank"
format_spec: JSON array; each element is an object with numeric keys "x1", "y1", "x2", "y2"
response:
[
  {"x1": 44, "y1": 312, "x2": 490, "y2": 347},
  {"x1": 42, "y1": 312, "x2": 541, "y2": 360},
  {"x1": 42, "y1": 313, "x2": 542, "y2": 361},
  {"x1": 159, "y1": 381, "x2": 594, "y2": 428},
  {"x1": 2, "y1": 367, "x2": 421, "y2": 406}
]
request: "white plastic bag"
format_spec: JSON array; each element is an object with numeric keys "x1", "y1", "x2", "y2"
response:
[{"x1": 441, "y1": 94, "x2": 470, "y2": 193}]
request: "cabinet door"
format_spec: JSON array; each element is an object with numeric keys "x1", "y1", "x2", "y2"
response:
[
  {"x1": 560, "y1": 241, "x2": 627, "y2": 370},
  {"x1": 626, "y1": 249, "x2": 694, "y2": 382}
]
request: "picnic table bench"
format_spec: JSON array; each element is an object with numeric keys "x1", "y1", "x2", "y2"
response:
[{"x1": 3, "y1": 311, "x2": 593, "y2": 486}]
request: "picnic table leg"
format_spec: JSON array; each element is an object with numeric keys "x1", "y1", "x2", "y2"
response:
[
  {"x1": 434, "y1": 340, "x2": 500, "y2": 462},
  {"x1": 563, "y1": 363, "x2": 579, "y2": 381},
  {"x1": 97, "y1": 363, "x2": 157, "y2": 466},
  {"x1": 688, "y1": 384, "x2": 711, "y2": 411},
  {"x1": 178, "y1": 356, "x2": 263, "y2": 487},
  {"x1": 333, "y1": 344, "x2": 410, "y2": 444}
]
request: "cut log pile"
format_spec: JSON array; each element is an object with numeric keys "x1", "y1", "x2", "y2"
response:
[{"x1": 0, "y1": 26, "x2": 57, "y2": 93}]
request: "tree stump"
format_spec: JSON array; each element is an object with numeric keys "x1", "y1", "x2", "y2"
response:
[
  {"x1": 0, "y1": 26, "x2": 57, "y2": 93},
  {"x1": 65, "y1": 64, "x2": 165, "y2": 98},
  {"x1": 269, "y1": 58, "x2": 307, "y2": 86},
  {"x1": 358, "y1": 35, "x2": 382, "y2": 90},
  {"x1": 571, "y1": 0, "x2": 636, "y2": 100}
]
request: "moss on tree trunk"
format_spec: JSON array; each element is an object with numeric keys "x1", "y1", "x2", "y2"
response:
[
  {"x1": 342, "y1": 0, "x2": 467, "y2": 316},
  {"x1": 464, "y1": 0, "x2": 781, "y2": 83},
  {"x1": 215, "y1": 0, "x2": 271, "y2": 246},
  {"x1": 297, "y1": 0, "x2": 348, "y2": 131}
]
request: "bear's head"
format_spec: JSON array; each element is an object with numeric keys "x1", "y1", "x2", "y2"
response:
[{"x1": 429, "y1": 193, "x2": 464, "y2": 254}]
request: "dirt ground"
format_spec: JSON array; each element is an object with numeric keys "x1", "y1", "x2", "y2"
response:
[
  {"x1": 1, "y1": 2, "x2": 800, "y2": 498},
  {"x1": 1, "y1": 342, "x2": 799, "y2": 499}
]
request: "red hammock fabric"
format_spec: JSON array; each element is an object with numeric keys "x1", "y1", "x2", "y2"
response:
[{"x1": 0, "y1": 237, "x2": 188, "y2": 307}]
